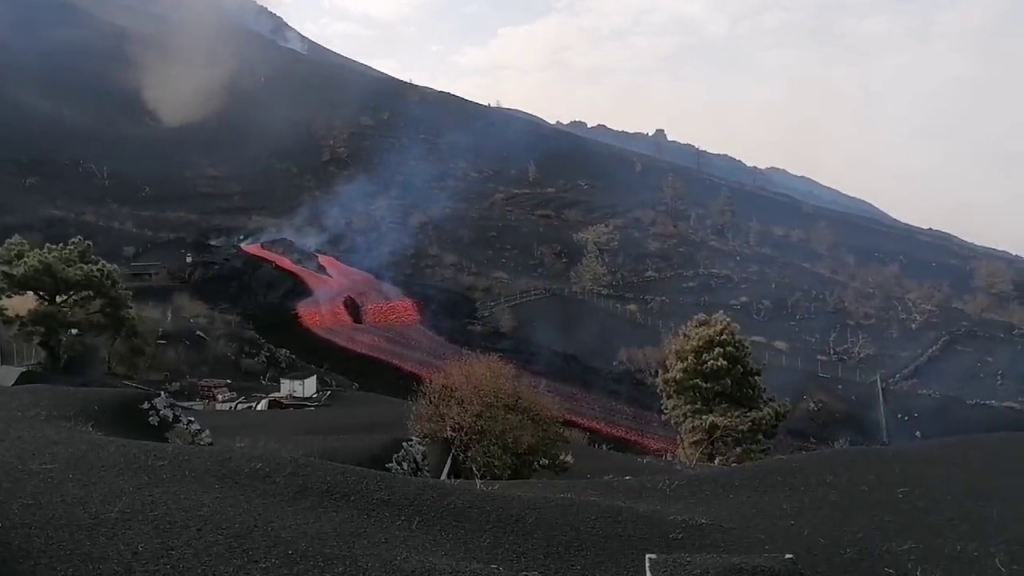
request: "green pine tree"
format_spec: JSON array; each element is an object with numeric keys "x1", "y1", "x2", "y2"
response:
[
  {"x1": 657, "y1": 311, "x2": 789, "y2": 465},
  {"x1": 0, "y1": 235, "x2": 139, "y2": 371}
]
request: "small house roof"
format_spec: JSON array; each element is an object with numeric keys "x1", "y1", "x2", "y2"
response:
[
  {"x1": 0, "y1": 365, "x2": 28, "y2": 387},
  {"x1": 282, "y1": 370, "x2": 316, "y2": 381}
]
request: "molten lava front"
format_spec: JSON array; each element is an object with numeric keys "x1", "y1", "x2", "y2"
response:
[
  {"x1": 296, "y1": 299, "x2": 422, "y2": 327},
  {"x1": 241, "y1": 242, "x2": 676, "y2": 455}
]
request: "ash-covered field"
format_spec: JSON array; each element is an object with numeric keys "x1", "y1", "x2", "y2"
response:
[{"x1": 1, "y1": 383, "x2": 1022, "y2": 575}]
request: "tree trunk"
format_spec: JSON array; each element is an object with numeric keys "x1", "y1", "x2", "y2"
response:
[
  {"x1": 38, "y1": 339, "x2": 62, "y2": 371},
  {"x1": 106, "y1": 334, "x2": 120, "y2": 374},
  {"x1": 425, "y1": 439, "x2": 454, "y2": 480}
]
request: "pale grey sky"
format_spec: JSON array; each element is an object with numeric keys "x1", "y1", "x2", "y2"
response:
[{"x1": 259, "y1": 0, "x2": 1023, "y2": 255}]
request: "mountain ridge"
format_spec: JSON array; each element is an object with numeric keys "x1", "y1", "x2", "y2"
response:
[{"x1": 495, "y1": 108, "x2": 895, "y2": 223}]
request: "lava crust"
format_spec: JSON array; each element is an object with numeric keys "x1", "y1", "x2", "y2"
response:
[{"x1": 240, "y1": 241, "x2": 677, "y2": 454}]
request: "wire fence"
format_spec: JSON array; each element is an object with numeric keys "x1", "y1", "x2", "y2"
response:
[
  {"x1": 475, "y1": 269, "x2": 726, "y2": 317},
  {"x1": 482, "y1": 284, "x2": 885, "y2": 383},
  {"x1": 0, "y1": 337, "x2": 44, "y2": 367},
  {"x1": 751, "y1": 348, "x2": 881, "y2": 383}
]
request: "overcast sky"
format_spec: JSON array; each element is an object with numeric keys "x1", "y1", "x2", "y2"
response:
[{"x1": 259, "y1": 0, "x2": 1023, "y2": 255}]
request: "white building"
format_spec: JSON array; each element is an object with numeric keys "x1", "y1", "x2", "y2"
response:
[{"x1": 279, "y1": 372, "x2": 317, "y2": 398}]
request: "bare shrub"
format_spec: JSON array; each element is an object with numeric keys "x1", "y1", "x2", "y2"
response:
[
  {"x1": 570, "y1": 248, "x2": 612, "y2": 286},
  {"x1": 959, "y1": 292, "x2": 995, "y2": 319},
  {"x1": 711, "y1": 191, "x2": 736, "y2": 241},
  {"x1": 825, "y1": 325, "x2": 874, "y2": 364},
  {"x1": 536, "y1": 243, "x2": 568, "y2": 272},
  {"x1": 573, "y1": 222, "x2": 619, "y2": 250},
  {"x1": 410, "y1": 355, "x2": 571, "y2": 480},
  {"x1": 616, "y1": 345, "x2": 666, "y2": 383},
  {"x1": 895, "y1": 284, "x2": 943, "y2": 328},
  {"x1": 661, "y1": 173, "x2": 686, "y2": 208},
  {"x1": 971, "y1": 259, "x2": 1014, "y2": 297}
]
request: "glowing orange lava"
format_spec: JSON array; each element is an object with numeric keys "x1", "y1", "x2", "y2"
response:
[{"x1": 241, "y1": 243, "x2": 676, "y2": 455}]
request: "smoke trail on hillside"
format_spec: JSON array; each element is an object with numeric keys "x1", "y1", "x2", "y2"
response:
[
  {"x1": 233, "y1": 0, "x2": 309, "y2": 54},
  {"x1": 126, "y1": 0, "x2": 238, "y2": 127},
  {"x1": 245, "y1": 141, "x2": 451, "y2": 279}
]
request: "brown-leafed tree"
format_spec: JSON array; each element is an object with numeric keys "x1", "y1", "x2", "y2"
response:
[
  {"x1": 410, "y1": 355, "x2": 571, "y2": 480},
  {"x1": 971, "y1": 259, "x2": 1015, "y2": 297}
]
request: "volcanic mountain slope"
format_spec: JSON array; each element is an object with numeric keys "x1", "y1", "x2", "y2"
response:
[
  {"x1": 1, "y1": 0, "x2": 1023, "y2": 400},
  {"x1": 184, "y1": 239, "x2": 1024, "y2": 456},
  {"x1": 500, "y1": 112, "x2": 896, "y2": 223},
  {"x1": 1, "y1": 383, "x2": 1022, "y2": 576}
]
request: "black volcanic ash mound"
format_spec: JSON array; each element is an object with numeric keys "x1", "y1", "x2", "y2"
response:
[{"x1": 1, "y1": 384, "x2": 1022, "y2": 575}]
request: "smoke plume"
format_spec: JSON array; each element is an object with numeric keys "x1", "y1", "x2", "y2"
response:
[{"x1": 127, "y1": 0, "x2": 238, "y2": 127}]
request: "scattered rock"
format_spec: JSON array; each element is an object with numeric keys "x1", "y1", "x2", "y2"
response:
[
  {"x1": 141, "y1": 393, "x2": 213, "y2": 446},
  {"x1": 386, "y1": 437, "x2": 431, "y2": 477}
]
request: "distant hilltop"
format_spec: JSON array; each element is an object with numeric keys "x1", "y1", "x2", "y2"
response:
[{"x1": 496, "y1": 107, "x2": 894, "y2": 223}]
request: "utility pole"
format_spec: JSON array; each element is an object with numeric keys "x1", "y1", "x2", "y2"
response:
[{"x1": 875, "y1": 374, "x2": 889, "y2": 445}]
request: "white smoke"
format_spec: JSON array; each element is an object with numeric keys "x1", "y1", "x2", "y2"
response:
[
  {"x1": 235, "y1": 5, "x2": 309, "y2": 54},
  {"x1": 126, "y1": 0, "x2": 239, "y2": 128},
  {"x1": 78, "y1": 0, "x2": 309, "y2": 128}
]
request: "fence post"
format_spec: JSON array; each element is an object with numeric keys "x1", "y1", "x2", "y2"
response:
[
  {"x1": 875, "y1": 375, "x2": 889, "y2": 445},
  {"x1": 838, "y1": 363, "x2": 842, "y2": 379},
  {"x1": 798, "y1": 357, "x2": 802, "y2": 369},
  {"x1": 782, "y1": 354, "x2": 786, "y2": 367}
]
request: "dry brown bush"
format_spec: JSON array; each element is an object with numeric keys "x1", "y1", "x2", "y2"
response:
[
  {"x1": 959, "y1": 292, "x2": 995, "y2": 318},
  {"x1": 616, "y1": 345, "x2": 666, "y2": 381},
  {"x1": 971, "y1": 258, "x2": 1014, "y2": 297},
  {"x1": 410, "y1": 355, "x2": 571, "y2": 480}
]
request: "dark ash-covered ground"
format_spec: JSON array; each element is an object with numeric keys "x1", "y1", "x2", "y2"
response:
[{"x1": 1, "y1": 384, "x2": 1022, "y2": 575}]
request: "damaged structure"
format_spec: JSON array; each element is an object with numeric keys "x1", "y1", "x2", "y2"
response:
[{"x1": 279, "y1": 371, "x2": 317, "y2": 398}]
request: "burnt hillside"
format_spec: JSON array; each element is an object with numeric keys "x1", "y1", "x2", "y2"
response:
[{"x1": 0, "y1": 0, "x2": 1022, "y2": 403}]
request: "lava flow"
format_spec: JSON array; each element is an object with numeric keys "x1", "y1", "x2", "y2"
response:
[{"x1": 241, "y1": 242, "x2": 677, "y2": 455}]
